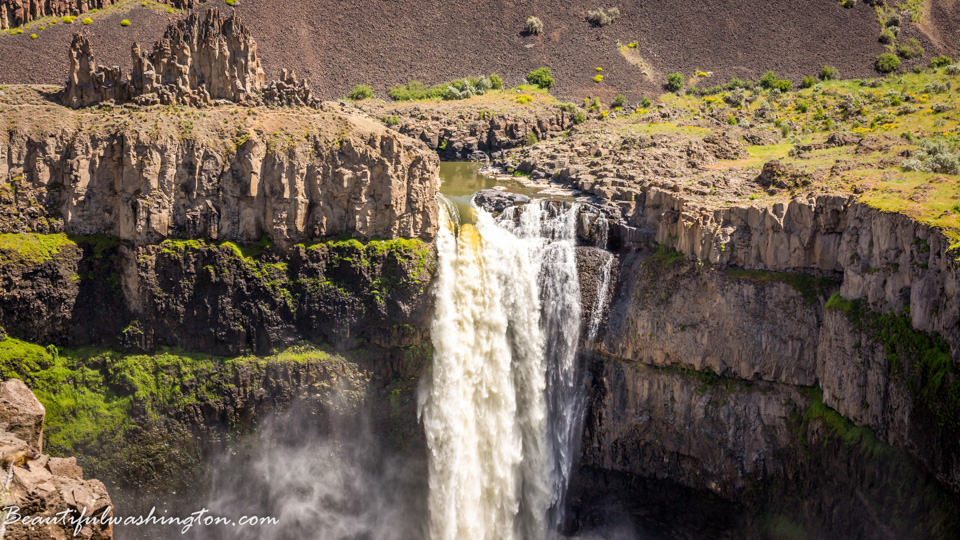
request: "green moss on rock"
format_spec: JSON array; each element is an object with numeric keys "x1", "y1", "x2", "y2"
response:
[{"x1": 0, "y1": 232, "x2": 76, "y2": 265}]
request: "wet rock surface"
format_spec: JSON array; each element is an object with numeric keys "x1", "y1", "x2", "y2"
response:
[{"x1": 472, "y1": 189, "x2": 530, "y2": 213}]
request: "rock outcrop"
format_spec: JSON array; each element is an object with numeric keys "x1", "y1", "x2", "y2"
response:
[
  {"x1": 63, "y1": 8, "x2": 266, "y2": 108},
  {"x1": 1, "y1": 91, "x2": 440, "y2": 247},
  {"x1": 0, "y1": 0, "x2": 202, "y2": 29},
  {"x1": 0, "y1": 379, "x2": 113, "y2": 540}
]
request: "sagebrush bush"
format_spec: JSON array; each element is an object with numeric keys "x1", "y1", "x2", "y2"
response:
[
  {"x1": 586, "y1": 7, "x2": 620, "y2": 27},
  {"x1": 897, "y1": 38, "x2": 924, "y2": 59},
  {"x1": 876, "y1": 53, "x2": 900, "y2": 73},
  {"x1": 945, "y1": 65, "x2": 960, "y2": 76},
  {"x1": 524, "y1": 16, "x2": 544, "y2": 35},
  {"x1": 348, "y1": 84, "x2": 374, "y2": 100},
  {"x1": 526, "y1": 67, "x2": 555, "y2": 89},
  {"x1": 821, "y1": 65, "x2": 838, "y2": 80},
  {"x1": 900, "y1": 139, "x2": 960, "y2": 175},
  {"x1": 665, "y1": 72, "x2": 684, "y2": 92}
]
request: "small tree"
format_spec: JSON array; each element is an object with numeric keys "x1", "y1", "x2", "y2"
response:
[
  {"x1": 876, "y1": 53, "x2": 901, "y2": 73},
  {"x1": 524, "y1": 16, "x2": 544, "y2": 35},
  {"x1": 526, "y1": 67, "x2": 555, "y2": 89},
  {"x1": 348, "y1": 84, "x2": 374, "y2": 100},
  {"x1": 665, "y1": 72, "x2": 684, "y2": 92}
]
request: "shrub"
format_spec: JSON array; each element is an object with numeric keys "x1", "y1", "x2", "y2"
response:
[
  {"x1": 62, "y1": 16, "x2": 75, "y2": 23},
  {"x1": 879, "y1": 28, "x2": 895, "y2": 45},
  {"x1": 226, "y1": 0, "x2": 236, "y2": 5},
  {"x1": 489, "y1": 73, "x2": 504, "y2": 90},
  {"x1": 900, "y1": 139, "x2": 960, "y2": 174},
  {"x1": 82, "y1": 17, "x2": 92, "y2": 25},
  {"x1": 611, "y1": 93, "x2": 627, "y2": 108},
  {"x1": 523, "y1": 133, "x2": 539, "y2": 146},
  {"x1": 885, "y1": 13, "x2": 902, "y2": 27},
  {"x1": 930, "y1": 55, "x2": 953, "y2": 69},
  {"x1": 516, "y1": 94, "x2": 533, "y2": 104},
  {"x1": 120, "y1": 19, "x2": 130, "y2": 27},
  {"x1": 945, "y1": 64, "x2": 960, "y2": 76},
  {"x1": 526, "y1": 67, "x2": 555, "y2": 89},
  {"x1": 876, "y1": 53, "x2": 900, "y2": 73},
  {"x1": 801, "y1": 76, "x2": 816, "y2": 89},
  {"x1": 586, "y1": 7, "x2": 620, "y2": 27},
  {"x1": 593, "y1": 74, "x2": 603, "y2": 83},
  {"x1": 573, "y1": 111, "x2": 587, "y2": 124},
  {"x1": 388, "y1": 81, "x2": 445, "y2": 101},
  {"x1": 897, "y1": 38, "x2": 924, "y2": 59},
  {"x1": 641, "y1": 96, "x2": 652, "y2": 107},
  {"x1": 821, "y1": 65, "x2": 838, "y2": 80},
  {"x1": 524, "y1": 16, "x2": 543, "y2": 35},
  {"x1": 29, "y1": 33, "x2": 37, "y2": 39},
  {"x1": 348, "y1": 84, "x2": 374, "y2": 100},
  {"x1": 759, "y1": 71, "x2": 792, "y2": 91},
  {"x1": 665, "y1": 72, "x2": 684, "y2": 92}
]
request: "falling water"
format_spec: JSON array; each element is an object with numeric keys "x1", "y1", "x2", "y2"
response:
[
  {"x1": 587, "y1": 253, "x2": 614, "y2": 343},
  {"x1": 419, "y1": 198, "x2": 584, "y2": 540}
]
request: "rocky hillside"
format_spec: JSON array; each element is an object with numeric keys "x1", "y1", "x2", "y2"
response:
[{"x1": 1, "y1": 0, "x2": 956, "y2": 99}]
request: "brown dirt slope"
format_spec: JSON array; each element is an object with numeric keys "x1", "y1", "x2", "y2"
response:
[{"x1": 0, "y1": 0, "x2": 954, "y2": 99}]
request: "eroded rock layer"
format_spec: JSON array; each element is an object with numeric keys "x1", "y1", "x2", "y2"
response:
[
  {"x1": 63, "y1": 8, "x2": 265, "y2": 107},
  {"x1": 0, "y1": 97, "x2": 439, "y2": 247}
]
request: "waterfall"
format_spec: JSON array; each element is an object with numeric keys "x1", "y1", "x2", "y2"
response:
[
  {"x1": 587, "y1": 252, "x2": 614, "y2": 343},
  {"x1": 419, "y1": 198, "x2": 584, "y2": 540}
]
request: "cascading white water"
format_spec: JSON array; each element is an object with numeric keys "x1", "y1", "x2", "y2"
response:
[
  {"x1": 587, "y1": 253, "x2": 614, "y2": 343},
  {"x1": 418, "y1": 198, "x2": 584, "y2": 540}
]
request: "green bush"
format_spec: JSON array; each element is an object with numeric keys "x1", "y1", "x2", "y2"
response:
[
  {"x1": 586, "y1": 7, "x2": 620, "y2": 27},
  {"x1": 120, "y1": 19, "x2": 130, "y2": 27},
  {"x1": 930, "y1": 55, "x2": 953, "y2": 69},
  {"x1": 897, "y1": 38, "x2": 924, "y2": 59},
  {"x1": 759, "y1": 70, "x2": 792, "y2": 91},
  {"x1": 611, "y1": 93, "x2": 627, "y2": 108},
  {"x1": 348, "y1": 84, "x2": 374, "y2": 100},
  {"x1": 665, "y1": 72, "x2": 684, "y2": 92},
  {"x1": 876, "y1": 53, "x2": 901, "y2": 73},
  {"x1": 388, "y1": 81, "x2": 445, "y2": 101},
  {"x1": 62, "y1": 15, "x2": 76, "y2": 23},
  {"x1": 801, "y1": 76, "x2": 816, "y2": 89},
  {"x1": 489, "y1": 73, "x2": 504, "y2": 90},
  {"x1": 82, "y1": 17, "x2": 93, "y2": 25},
  {"x1": 821, "y1": 65, "x2": 838, "y2": 80},
  {"x1": 879, "y1": 28, "x2": 895, "y2": 45},
  {"x1": 524, "y1": 16, "x2": 544, "y2": 35},
  {"x1": 526, "y1": 67, "x2": 555, "y2": 89}
]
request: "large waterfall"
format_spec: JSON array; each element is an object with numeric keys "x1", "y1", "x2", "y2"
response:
[{"x1": 418, "y1": 197, "x2": 585, "y2": 540}]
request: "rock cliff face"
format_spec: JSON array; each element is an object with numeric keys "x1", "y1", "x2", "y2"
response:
[
  {"x1": 575, "y1": 245, "x2": 960, "y2": 537},
  {"x1": 0, "y1": 379, "x2": 113, "y2": 540},
  {"x1": 0, "y1": 93, "x2": 440, "y2": 247},
  {"x1": 63, "y1": 9, "x2": 266, "y2": 107}
]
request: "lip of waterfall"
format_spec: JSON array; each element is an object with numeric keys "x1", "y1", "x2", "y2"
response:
[{"x1": 422, "y1": 192, "x2": 587, "y2": 540}]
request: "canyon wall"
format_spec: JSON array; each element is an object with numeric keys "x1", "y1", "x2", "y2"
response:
[{"x1": 0, "y1": 97, "x2": 439, "y2": 247}]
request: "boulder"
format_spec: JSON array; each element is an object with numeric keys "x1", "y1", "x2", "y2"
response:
[
  {"x1": 473, "y1": 189, "x2": 531, "y2": 213},
  {"x1": 0, "y1": 379, "x2": 44, "y2": 449}
]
